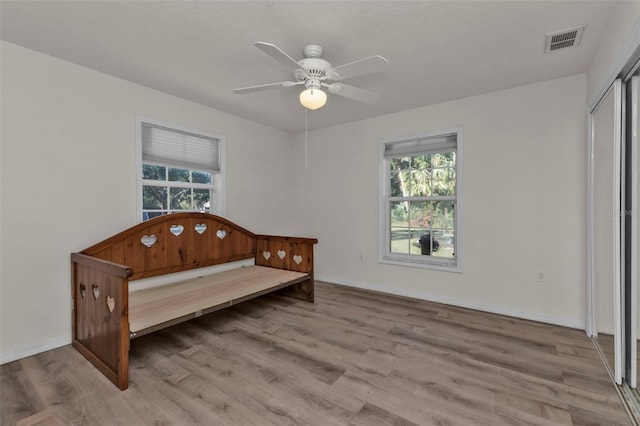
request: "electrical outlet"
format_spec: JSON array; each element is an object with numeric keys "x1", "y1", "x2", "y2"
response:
[{"x1": 536, "y1": 269, "x2": 547, "y2": 282}]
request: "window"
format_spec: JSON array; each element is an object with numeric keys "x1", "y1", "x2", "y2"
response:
[
  {"x1": 380, "y1": 129, "x2": 461, "y2": 270},
  {"x1": 137, "y1": 118, "x2": 224, "y2": 221}
]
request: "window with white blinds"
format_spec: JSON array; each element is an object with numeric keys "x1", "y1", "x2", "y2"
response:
[
  {"x1": 137, "y1": 118, "x2": 224, "y2": 221},
  {"x1": 379, "y1": 129, "x2": 462, "y2": 271},
  {"x1": 141, "y1": 123, "x2": 221, "y2": 172}
]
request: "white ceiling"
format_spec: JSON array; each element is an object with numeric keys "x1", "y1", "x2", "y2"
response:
[{"x1": 0, "y1": 1, "x2": 617, "y2": 133}]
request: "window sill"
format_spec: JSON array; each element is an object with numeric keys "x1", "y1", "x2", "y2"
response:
[{"x1": 379, "y1": 255, "x2": 462, "y2": 273}]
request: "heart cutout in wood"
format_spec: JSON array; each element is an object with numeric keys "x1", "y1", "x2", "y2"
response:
[
  {"x1": 262, "y1": 251, "x2": 271, "y2": 260},
  {"x1": 141, "y1": 235, "x2": 157, "y2": 248},
  {"x1": 79, "y1": 283, "x2": 86, "y2": 299},
  {"x1": 170, "y1": 225, "x2": 184, "y2": 236},
  {"x1": 195, "y1": 223, "x2": 207, "y2": 234},
  {"x1": 277, "y1": 250, "x2": 286, "y2": 259},
  {"x1": 216, "y1": 229, "x2": 227, "y2": 240},
  {"x1": 293, "y1": 255, "x2": 303, "y2": 265},
  {"x1": 106, "y1": 296, "x2": 115, "y2": 313},
  {"x1": 92, "y1": 284, "x2": 100, "y2": 300}
]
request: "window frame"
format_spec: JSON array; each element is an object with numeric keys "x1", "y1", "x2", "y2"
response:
[
  {"x1": 135, "y1": 116, "x2": 225, "y2": 222},
  {"x1": 378, "y1": 128, "x2": 463, "y2": 272}
]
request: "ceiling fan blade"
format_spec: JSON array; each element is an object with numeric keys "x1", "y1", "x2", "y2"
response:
[
  {"x1": 325, "y1": 83, "x2": 381, "y2": 104},
  {"x1": 254, "y1": 42, "x2": 308, "y2": 77},
  {"x1": 327, "y1": 55, "x2": 389, "y2": 81},
  {"x1": 233, "y1": 81, "x2": 302, "y2": 94}
]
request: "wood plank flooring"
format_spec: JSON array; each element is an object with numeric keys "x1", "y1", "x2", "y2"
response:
[{"x1": 1, "y1": 281, "x2": 631, "y2": 425}]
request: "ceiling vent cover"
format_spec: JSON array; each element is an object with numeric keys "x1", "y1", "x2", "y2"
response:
[{"x1": 545, "y1": 25, "x2": 585, "y2": 53}]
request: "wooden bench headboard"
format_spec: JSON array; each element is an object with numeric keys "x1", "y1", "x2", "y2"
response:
[
  {"x1": 83, "y1": 213, "x2": 256, "y2": 280},
  {"x1": 81, "y1": 212, "x2": 317, "y2": 281}
]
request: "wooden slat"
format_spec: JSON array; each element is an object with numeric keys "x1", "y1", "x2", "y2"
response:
[
  {"x1": 128, "y1": 265, "x2": 307, "y2": 334},
  {"x1": 255, "y1": 234, "x2": 318, "y2": 244},
  {"x1": 71, "y1": 253, "x2": 132, "y2": 278}
]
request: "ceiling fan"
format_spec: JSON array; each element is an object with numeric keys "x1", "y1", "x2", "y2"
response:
[{"x1": 234, "y1": 42, "x2": 389, "y2": 110}]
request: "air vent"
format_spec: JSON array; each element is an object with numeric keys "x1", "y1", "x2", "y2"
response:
[{"x1": 545, "y1": 25, "x2": 585, "y2": 53}]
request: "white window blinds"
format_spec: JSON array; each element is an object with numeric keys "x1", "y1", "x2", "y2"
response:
[
  {"x1": 141, "y1": 122, "x2": 220, "y2": 171},
  {"x1": 384, "y1": 133, "x2": 457, "y2": 158}
]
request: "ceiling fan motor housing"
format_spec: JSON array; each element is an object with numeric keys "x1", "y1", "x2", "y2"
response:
[
  {"x1": 297, "y1": 57, "x2": 332, "y2": 80},
  {"x1": 296, "y1": 45, "x2": 332, "y2": 81}
]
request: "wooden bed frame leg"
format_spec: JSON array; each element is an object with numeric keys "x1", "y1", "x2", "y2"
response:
[
  {"x1": 71, "y1": 255, "x2": 131, "y2": 390},
  {"x1": 278, "y1": 279, "x2": 314, "y2": 302}
]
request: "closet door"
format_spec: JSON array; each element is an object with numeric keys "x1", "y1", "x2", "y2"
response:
[
  {"x1": 590, "y1": 79, "x2": 623, "y2": 384},
  {"x1": 631, "y1": 75, "x2": 638, "y2": 388}
]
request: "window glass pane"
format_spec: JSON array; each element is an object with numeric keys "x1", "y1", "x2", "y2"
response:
[
  {"x1": 142, "y1": 164, "x2": 166, "y2": 181},
  {"x1": 431, "y1": 203, "x2": 456, "y2": 258},
  {"x1": 411, "y1": 227, "x2": 430, "y2": 255},
  {"x1": 192, "y1": 170, "x2": 212, "y2": 184},
  {"x1": 411, "y1": 154, "x2": 431, "y2": 171},
  {"x1": 416, "y1": 230, "x2": 438, "y2": 256},
  {"x1": 410, "y1": 170, "x2": 431, "y2": 196},
  {"x1": 390, "y1": 170, "x2": 410, "y2": 197},
  {"x1": 390, "y1": 157, "x2": 411, "y2": 198},
  {"x1": 390, "y1": 201, "x2": 410, "y2": 254},
  {"x1": 390, "y1": 157, "x2": 411, "y2": 171},
  {"x1": 144, "y1": 211, "x2": 166, "y2": 220},
  {"x1": 409, "y1": 201, "x2": 429, "y2": 255},
  {"x1": 409, "y1": 200, "x2": 430, "y2": 229},
  {"x1": 143, "y1": 186, "x2": 167, "y2": 209},
  {"x1": 391, "y1": 227, "x2": 411, "y2": 254},
  {"x1": 194, "y1": 188, "x2": 210, "y2": 211},
  {"x1": 432, "y1": 168, "x2": 456, "y2": 196},
  {"x1": 169, "y1": 168, "x2": 190, "y2": 182},
  {"x1": 432, "y1": 229, "x2": 455, "y2": 258},
  {"x1": 431, "y1": 152, "x2": 455, "y2": 168},
  {"x1": 432, "y1": 201, "x2": 455, "y2": 229},
  {"x1": 170, "y1": 187, "x2": 192, "y2": 210},
  {"x1": 391, "y1": 201, "x2": 408, "y2": 227}
]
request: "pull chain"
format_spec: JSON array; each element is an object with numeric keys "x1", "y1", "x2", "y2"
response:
[{"x1": 305, "y1": 107, "x2": 308, "y2": 171}]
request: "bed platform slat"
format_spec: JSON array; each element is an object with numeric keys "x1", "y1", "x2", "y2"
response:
[{"x1": 129, "y1": 265, "x2": 307, "y2": 335}]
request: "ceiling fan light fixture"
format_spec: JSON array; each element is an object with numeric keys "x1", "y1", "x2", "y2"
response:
[
  {"x1": 235, "y1": 42, "x2": 389, "y2": 110},
  {"x1": 299, "y1": 86, "x2": 327, "y2": 110}
]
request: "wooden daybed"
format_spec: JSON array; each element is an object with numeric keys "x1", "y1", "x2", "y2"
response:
[{"x1": 70, "y1": 212, "x2": 317, "y2": 390}]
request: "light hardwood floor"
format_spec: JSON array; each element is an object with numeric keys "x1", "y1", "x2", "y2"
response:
[{"x1": 1, "y1": 282, "x2": 631, "y2": 425}]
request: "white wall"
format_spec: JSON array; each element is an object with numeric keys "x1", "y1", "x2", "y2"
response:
[
  {"x1": 0, "y1": 41, "x2": 295, "y2": 363},
  {"x1": 587, "y1": 1, "x2": 640, "y2": 105},
  {"x1": 292, "y1": 74, "x2": 587, "y2": 328}
]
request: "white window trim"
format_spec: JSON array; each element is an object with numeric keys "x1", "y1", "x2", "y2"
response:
[
  {"x1": 378, "y1": 128, "x2": 463, "y2": 272},
  {"x1": 135, "y1": 115, "x2": 225, "y2": 222}
]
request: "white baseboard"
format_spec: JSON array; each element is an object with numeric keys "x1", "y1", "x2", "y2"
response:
[
  {"x1": 316, "y1": 274, "x2": 586, "y2": 331},
  {"x1": 0, "y1": 335, "x2": 71, "y2": 365}
]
